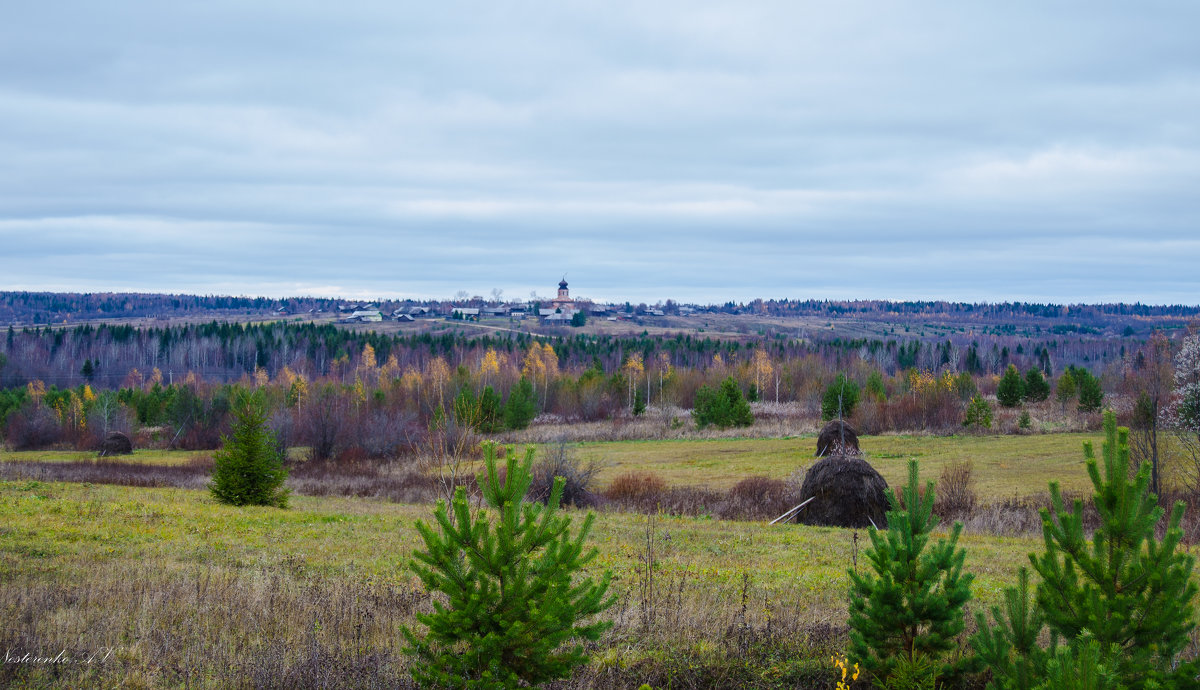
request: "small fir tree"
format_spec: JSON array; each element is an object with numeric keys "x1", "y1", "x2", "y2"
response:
[
  {"x1": 866, "y1": 369, "x2": 888, "y2": 402},
  {"x1": 209, "y1": 392, "x2": 289, "y2": 508},
  {"x1": 1030, "y1": 411, "x2": 1198, "y2": 688},
  {"x1": 821, "y1": 373, "x2": 861, "y2": 421},
  {"x1": 503, "y1": 377, "x2": 538, "y2": 430},
  {"x1": 848, "y1": 460, "x2": 974, "y2": 685},
  {"x1": 1076, "y1": 372, "x2": 1104, "y2": 413},
  {"x1": 963, "y1": 394, "x2": 993, "y2": 430},
  {"x1": 692, "y1": 383, "x2": 727, "y2": 429},
  {"x1": 970, "y1": 567, "x2": 1049, "y2": 690},
  {"x1": 404, "y1": 444, "x2": 614, "y2": 689},
  {"x1": 1018, "y1": 409, "x2": 1032, "y2": 431},
  {"x1": 1056, "y1": 372, "x2": 1077, "y2": 413},
  {"x1": 692, "y1": 376, "x2": 753, "y2": 429},
  {"x1": 477, "y1": 385, "x2": 503, "y2": 433},
  {"x1": 632, "y1": 388, "x2": 646, "y2": 416},
  {"x1": 719, "y1": 376, "x2": 754, "y2": 427},
  {"x1": 1023, "y1": 368, "x2": 1050, "y2": 403},
  {"x1": 997, "y1": 364, "x2": 1025, "y2": 407}
]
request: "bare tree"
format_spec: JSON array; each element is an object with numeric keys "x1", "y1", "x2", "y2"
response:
[
  {"x1": 1167, "y1": 330, "x2": 1200, "y2": 495},
  {"x1": 1125, "y1": 332, "x2": 1173, "y2": 496}
]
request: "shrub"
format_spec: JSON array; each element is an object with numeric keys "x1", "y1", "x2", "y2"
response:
[
  {"x1": 718, "y1": 476, "x2": 797, "y2": 521},
  {"x1": 848, "y1": 460, "x2": 973, "y2": 686},
  {"x1": 403, "y1": 443, "x2": 614, "y2": 688},
  {"x1": 209, "y1": 392, "x2": 289, "y2": 508},
  {"x1": 529, "y1": 438, "x2": 602, "y2": 507},
  {"x1": 5, "y1": 404, "x2": 63, "y2": 450},
  {"x1": 934, "y1": 461, "x2": 976, "y2": 519},
  {"x1": 821, "y1": 373, "x2": 861, "y2": 421},
  {"x1": 604, "y1": 472, "x2": 668, "y2": 502}
]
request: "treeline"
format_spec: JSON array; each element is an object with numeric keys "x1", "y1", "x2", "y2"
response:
[
  {"x1": 738, "y1": 297, "x2": 1200, "y2": 321},
  {"x1": 0, "y1": 319, "x2": 1132, "y2": 392},
  {"x1": 0, "y1": 330, "x2": 1142, "y2": 458}
]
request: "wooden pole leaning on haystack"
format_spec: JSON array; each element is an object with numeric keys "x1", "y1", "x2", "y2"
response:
[{"x1": 768, "y1": 496, "x2": 816, "y2": 526}]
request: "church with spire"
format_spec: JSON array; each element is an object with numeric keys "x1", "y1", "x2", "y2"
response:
[
  {"x1": 538, "y1": 276, "x2": 581, "y2": 322},
  {"x1": 550, "y1": 277, "x2": 575, "y2": 312}
]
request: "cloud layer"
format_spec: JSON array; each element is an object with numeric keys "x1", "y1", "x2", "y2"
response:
[{"x1": 2, "y1": 2, "x2": 1198, "y2": 304}]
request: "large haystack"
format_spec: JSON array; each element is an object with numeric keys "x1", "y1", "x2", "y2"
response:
[
  {"x1": 99, "y1": 431, "x2": 133, "y2": 456},
  {"x1": 816, "y1": 420, "x2": 859, "y2": 457},
  {"x1": 796, "y1": 455, "x2": 889, "y2": 528}
]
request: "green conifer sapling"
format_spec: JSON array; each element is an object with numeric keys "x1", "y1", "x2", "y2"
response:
[{"x1": 404, "y1": 443, "x2": 614, "y2": 689}]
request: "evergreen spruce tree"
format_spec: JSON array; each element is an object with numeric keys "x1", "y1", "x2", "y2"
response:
[
  {"x1": 821, "y1": 373, "x2": 861, "y2": 421},
  {"x1": 632, "y1": 388, "x2": 646, "y2": 416},
  {"x1": 997, "y1": 364, "x2": 1025, "y2": 407},
  {"x1": 691, "y1": 383, "x2": 727, "y2": 429},
  {"x1": 1029, "y1": 411, "x2": 1198, "y2": 688},
  {"x1": 503, "y1": 377, "x2": 538, "y2": 430},
  {"x1": 692, "y1": 377, "x2": 753, "y2": 429},
  {"x1": 1023, "y1": 368, "x2": 1050, "y2": 403},
  {"x1": 719, "y1": 376, "x2": 754, "y2": 427},
  {"x1": 477, "y1": 385, "x2": 503, "y2": 433},
  {"x1": 848, "y1": 460, "x2": 973, "y2": 685},
  {"x1": 404, "y1": 444, "x2": 614, "y2": 689},
  {"x1": 209, "y1": 391, "x2": 289, "y2": 507},
  {"x1": 1075, "y1": 372, "x2": 1104, "y2": 413}
]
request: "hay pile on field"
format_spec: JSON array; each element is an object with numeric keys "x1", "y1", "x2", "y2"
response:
[
  {"x1": 815, "y1": 420, "x2": 859, "y2": 457},
  {"x1": 796, "y1": 454, "x2": 888, "y2": 528},
  {"x1": 99, "y1": 431, "x2": 133, "y2": 456}
]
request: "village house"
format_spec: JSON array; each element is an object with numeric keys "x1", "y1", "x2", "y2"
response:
[{"x1": 342, "y1": 309, "x2": 383, "y2": 323}]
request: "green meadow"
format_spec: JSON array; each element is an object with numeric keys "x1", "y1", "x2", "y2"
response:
[{"x1": 0, "y1": 431, "x2": 1195, "y2": 688}]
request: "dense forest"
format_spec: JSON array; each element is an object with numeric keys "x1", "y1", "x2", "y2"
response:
[{"x1": 0, "y1": 314, "x2": 1182, "y2": 459}]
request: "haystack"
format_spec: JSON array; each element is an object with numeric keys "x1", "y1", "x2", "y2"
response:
[
  {"x1": 815, "y1": 420, "x2": 859, "y2": 457},
  {"x1": 795, "y1": 455, "x2": 889, "y2": 528},
  {"x1": 99, "y1": 431, "x2": 133, "y2": 456}
]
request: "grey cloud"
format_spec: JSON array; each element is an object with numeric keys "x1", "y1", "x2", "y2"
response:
[{"x1": 1, "y1": 2, "x2": 1199, "y2": 304}]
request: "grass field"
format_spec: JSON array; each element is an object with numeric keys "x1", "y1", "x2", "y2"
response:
[
  {"x1": 2, "y1": 432, "x2": 1104, "y2": 501},
  {"x1": 573, "y1": 432, "x2": 1104, "y2": 499},
  {"x1": 0, "y1": 479, "x2": 1047, "y2": 688},
  {"x1": 2, "y1": 432, "x2": 1194, "y2": 687}
]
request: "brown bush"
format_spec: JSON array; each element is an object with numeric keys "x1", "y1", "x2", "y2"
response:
[
  {"x1": 0, "y1": 458, "x2": 211, "y2": 490},
  {"x1": 528, "y1": 439, "x2": 602, "y2": 507},
  {"x1": 4, "y1": 405, "x2": 64, "y2": 450},
  {"x1": 934, "y1": 460, "x2": 976, "y2": 519},
  {"x1": 716, "y1": 476, "x2": 798, "y2": 521},
  {"x1": 886, "y1": 390, "x2": 963, "y2": 433},
  {"x1": 605, "y1": 472, "x2": 668, "y2": 502}
]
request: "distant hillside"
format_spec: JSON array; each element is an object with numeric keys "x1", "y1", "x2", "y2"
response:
[{"x1": 3, "y1": 291, "x2": 1198, "y2": 331}]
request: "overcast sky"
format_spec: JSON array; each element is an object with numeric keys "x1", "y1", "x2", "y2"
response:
[{"x1": 2, "y1": 2, "x2": 1198, "y2": 305}]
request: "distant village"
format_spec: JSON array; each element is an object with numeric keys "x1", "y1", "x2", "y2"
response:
[{"x1": 328, "y1": 279, "x2": 700, "y2": 324}]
